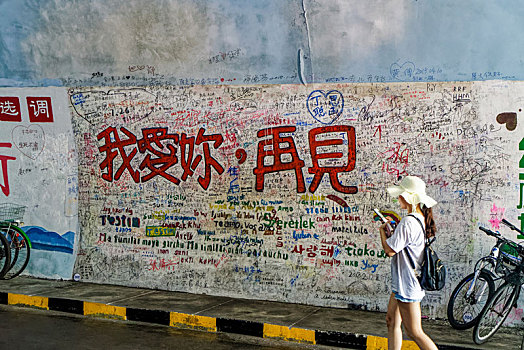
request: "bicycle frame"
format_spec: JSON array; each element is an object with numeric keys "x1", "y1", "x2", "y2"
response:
[
  {"x1": 479, "y1": 220, "x2": 524, "y2": 316},
  {"x1": 0, "y1": 221, "x2": 32, "y2": 249},
  {"x1": 465, "y1": 238, "x2": 506, "y2": 301}
]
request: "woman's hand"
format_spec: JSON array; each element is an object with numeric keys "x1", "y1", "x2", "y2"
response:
[
  {"x1": 379, "y1": 216, "x2": 394, "y2": 238},
  {"x1": 378, "y1": 217, "x2": 396, "y2": 257}
]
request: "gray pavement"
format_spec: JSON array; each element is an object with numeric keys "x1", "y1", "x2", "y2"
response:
[
  {"x1": 0, "y1": 276, "x2": 521, "y2": 349},
  {"x1": 0, "y1": 305, "x2": 332, "y2": 350}
]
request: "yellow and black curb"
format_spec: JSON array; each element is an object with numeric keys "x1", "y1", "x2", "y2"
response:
[{"x1": 0, "y1": 292, "x2": 472, "y2": 349}]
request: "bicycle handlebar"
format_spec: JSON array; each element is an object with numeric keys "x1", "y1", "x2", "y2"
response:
[
  {"x1": 480, "y1": 225, "x2": 524, "y2": 257},
  {"x1": 479, "y1": 226, "x2": 500, "y2": 237},
  {"x1": 501, "y1": 218, "x2": 524, "y2": 235}
]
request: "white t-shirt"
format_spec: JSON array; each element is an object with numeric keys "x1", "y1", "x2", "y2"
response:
[{"x1": 386, "y1": 213, "x2": 426, "y2": 300}]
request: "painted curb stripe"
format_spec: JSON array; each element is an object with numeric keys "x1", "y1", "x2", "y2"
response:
[
  {"x1": 263, "y1": 323, "x2": 315, "y2": 344},
  {"x1": 366, "y1": 335, "x2": 473, "y2": 350},
  {"x1": 126, "y1": 308, "x2": 170, "y2": 325},
  {"x1": 216, "y1": 318, "x2": 264, "y2": 337},
  {"x1": 170, "y1": 312, "x2": 217, "y2": 331},
  {"x1": 316, "y1": 330, "x2": 367, "y2": 349},
  {"x1": 8, "y1": 293, "x2": 48, "y2": 309},
  {"x1": 48, "y1": 297, "x2": 84, "y2": 314},
  {"x1": 367, "y1": 335, "x2": 419, "y2": 350},
  {"x1": 84, "y1": 301, "x2": 126, "y2": 320},
  {"x1": 366, "y1": 335, "x2": 388, "y2": 350},
  {"x1": 0, "y1": 292, "x2": 480, "y2": 350}
]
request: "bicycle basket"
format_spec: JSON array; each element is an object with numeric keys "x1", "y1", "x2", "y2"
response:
[
  {"x1": 0, "y1": 203, "x2": 26, "y2": 222},
  {"x1": 498, "y1": 242, "x2": 523, "y2": 269}
]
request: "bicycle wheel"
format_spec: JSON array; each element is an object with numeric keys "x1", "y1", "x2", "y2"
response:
[
  {"x1": 447, "y1": 270, "x2": 495, "y2": 329},
  {"x1": 1, "y1": 226, "x2": 30, "y2": 279},
  {"x1": 473, "y1": 282, "x2": 519, "y2": 344},
  {"x1": 0, "y1": 231, "x2": 11, "y2": 278}
]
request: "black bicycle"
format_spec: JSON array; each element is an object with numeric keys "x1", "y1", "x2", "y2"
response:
[
  {"x1": 471, "y1": 219, "x2": 524, "y2": 344},
  {"x1": 447, "y1": 222, "x2": 514, "y2": 329}
]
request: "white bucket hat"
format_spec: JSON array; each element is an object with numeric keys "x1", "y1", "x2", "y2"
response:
[{"x1": 387, "y1": 176, "x2": 437, "y2": 212}]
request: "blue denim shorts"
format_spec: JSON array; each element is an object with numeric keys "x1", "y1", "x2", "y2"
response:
[{"x1": 393, "y1": 291, "x2": 422, "y2": 303}]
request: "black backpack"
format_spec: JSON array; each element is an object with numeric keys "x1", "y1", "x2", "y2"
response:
[{"x1": 405, "y1": 215, "x2": 446, "y2": 291}]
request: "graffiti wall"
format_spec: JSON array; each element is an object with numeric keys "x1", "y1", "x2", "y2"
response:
[
  {"x1": 69, "y1": 81, "x2": 523, "y2": 318},
  {"x1": 0, "y1": 88, "x2": 78, "y2": 279}
]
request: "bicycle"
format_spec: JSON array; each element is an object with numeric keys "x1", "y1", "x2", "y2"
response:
[
  {"x1": 447, "y1": 223, "x2": 512, "y2": 329},
  {"x1": 0, "y1": 203, "x2": 31, "y2": 279},
  {"x1": 472, "y1": 219, "x2": 524, "y2": 344}
]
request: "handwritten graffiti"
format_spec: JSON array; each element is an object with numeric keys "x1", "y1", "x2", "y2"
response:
[
  {"x1": 489, "y1": 203, "x2": 505, "y2": 230},
  {"x1": 100, "y1": 214, "x2": 140, "y2": 227},
  {"x1": 0, "y1": 143, "x2": 16, "y2": 196},
  {"x1": 149, "y1": 256, "x2": 193, "y2": 271},
  {"x1": 380, "y1": 141, "x2": 410, "y2": 177},
  {"x1": 306, "y1": 90, "x2": 344, "y2": 125}
]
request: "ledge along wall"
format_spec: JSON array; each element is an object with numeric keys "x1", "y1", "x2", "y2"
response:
[{"x1": 65, "y1": 81, "x2": 522, "y2": 321}]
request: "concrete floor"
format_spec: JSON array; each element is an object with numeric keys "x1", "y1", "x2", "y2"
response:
[
  {"x1": 0, "y1": 305, "x2": 335, "y2": 350},
  {"x1": 0, "y1": 276, "x2": 521, "y2": 349}
]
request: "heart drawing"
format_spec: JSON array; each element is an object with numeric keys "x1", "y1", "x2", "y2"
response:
[
  {"x1": 11, "y1": 124, "x2": 46, "y2": 159},
  {"x1": 496, "y1": 112, "x2": 518, "y2": 131},
  {"x1": 306, "y1": 90, "x2": 344, "y2": 125},
  {"x1": 390, "y1": 61, "x2": 416, "y2": 81}
]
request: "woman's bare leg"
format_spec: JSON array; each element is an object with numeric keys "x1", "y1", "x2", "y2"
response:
[
  {"x1": 397, "y1": 300, "x2": 438, "y2": 350},
  {"x1": 386, "y1": 293, "x2": 403, "y2": 350}
]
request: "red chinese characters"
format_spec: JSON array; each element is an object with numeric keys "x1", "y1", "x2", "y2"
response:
[
  {"x1": 380, "y1": 141, "x2": 409, "y2": 177},
  {"x1": 98, "y1": 127, "x2": 140, "y2": 183},
  {"x1": 195, "y1": 128, "x2": 225, "y2": 190},
  {"x1": 27, "y1": 97, "x2": 54, "y2": 123},
  {"x1": 253, "y1": 126, "x2": 306, "y2": 193},
  {"x1": 137, "y1": 128, "x2": 179, "y2": 184},
  {"x1": 96, "y1": 124, "x2": 358, "y2": 194},
  {"x1": 253, "y1": 125, "x2": 357, "y2": 194},
  {"x1": 0, "y1": 97, "x2": 21, "y2": 122},
  {"x1": 96, "y1": 126, "x2": 225, "y2": 190},
  {"x1": 0, "y1": 143, "x2": 16, "y2": 196},
  {"x1": 0, "y1": 96, "x2": 55, "y2": 123},
  {"x1": 308, "y1": 125, "x2": 357, "y2": 194}
]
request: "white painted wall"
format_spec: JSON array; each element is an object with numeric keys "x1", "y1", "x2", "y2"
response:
[{"x1": 67, "y1": 81, "x2": 524, "y2": 320}]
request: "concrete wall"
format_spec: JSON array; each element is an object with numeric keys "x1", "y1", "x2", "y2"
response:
[
  {"x1": 1, "y1": 1, "x2": 524, "y2": 87},
  {"x1": 67, "y1": 81, "x2": 523, "y2": 320},
  {"x1": 1, "y1": 1, "x2": 524, "y2": 321},
  {"x1": 0, "y1": 88, "x2": 77, "y2": 279}
]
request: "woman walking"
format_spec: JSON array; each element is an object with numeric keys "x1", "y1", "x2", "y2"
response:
[{"x1": 379, "y1": 176, "x2": 438, "y2": 350}]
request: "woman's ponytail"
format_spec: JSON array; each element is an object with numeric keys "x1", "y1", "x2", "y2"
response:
[{"x1": 421, "y1": 204, "x2": 436, "y2": 238}]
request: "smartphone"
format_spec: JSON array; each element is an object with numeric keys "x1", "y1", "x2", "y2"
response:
[
  {"x1": 374, "y1": 208, "x2": 388, "y2": 223},
  {"x1": 374, "y1": 208, "x2": 394, "y2": 237}
]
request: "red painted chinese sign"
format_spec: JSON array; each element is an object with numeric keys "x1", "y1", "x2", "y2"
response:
[{"x1": 97, "y1": 124, "x2": 357, "y2": 194}]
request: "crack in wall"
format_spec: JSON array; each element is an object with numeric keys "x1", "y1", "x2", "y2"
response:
[{"x1": 300, "y1": 0, "x2": 313, "y2": 84}]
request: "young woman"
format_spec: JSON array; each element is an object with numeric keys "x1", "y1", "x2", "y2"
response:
[{"x1": 378, "y1": 176, "x2": 438, "y2": 350}]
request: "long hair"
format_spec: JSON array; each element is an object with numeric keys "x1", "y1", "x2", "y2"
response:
[{"x1": 421, "y1": 204, "x2": 437, "y2": 238}]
